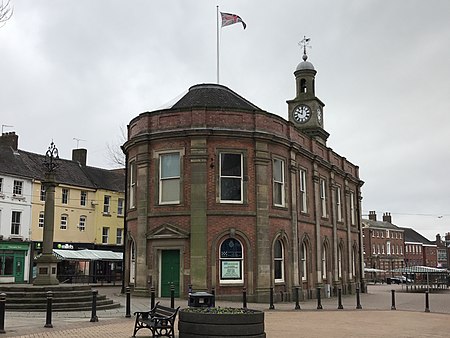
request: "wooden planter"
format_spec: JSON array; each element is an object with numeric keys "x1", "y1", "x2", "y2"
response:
[{"x1": 178, "y1": 308, "x2": 266, "y2": 338}]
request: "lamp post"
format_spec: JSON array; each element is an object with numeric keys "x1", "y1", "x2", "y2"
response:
[{"x1": 33, "y1": 141, "x2": 60, "y2": 285}]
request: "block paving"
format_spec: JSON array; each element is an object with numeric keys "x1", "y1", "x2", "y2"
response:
[{"x1": 2, "y1": 284, "x2": 450, "y2": 337}]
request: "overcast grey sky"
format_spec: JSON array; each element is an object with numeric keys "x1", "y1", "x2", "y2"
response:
[{"x1": 2, "y1": 1, "x2": 450, "y2": 240}]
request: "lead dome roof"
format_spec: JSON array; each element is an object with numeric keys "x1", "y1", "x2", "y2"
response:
[{"x1": 169, "y1": 84, "x2": 262, "y2": 111}]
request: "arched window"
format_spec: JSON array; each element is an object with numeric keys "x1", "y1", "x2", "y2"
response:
[
  {"x1": 322, "y1": 244, "x2": 328, "y2": 280},
  {"x1": 300, "y1": 78, "x2": 307, "y2": 93},
  {"x1": 274, "y1": 239, "x2": 284, "y2": 283},
  {"x1": 338, "y1": 246, "x2": 343, "y2": 279},
  {"x1": 352, "y1": 246, "x2": 357, "y2": 278},
  {"x1": 301, "y1": 241, "x2": 308, "y2": 281},
  {"x1": 129, "y1": 240, "x2": 136, "y2": 285},
  {"x1": 220, "y1": 238, "x2": 243, "y2": 284}
]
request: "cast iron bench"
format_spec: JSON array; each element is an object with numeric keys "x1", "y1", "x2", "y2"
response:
[{"x1": 132, "y1": 302, "x2": 180, "y2": 338}]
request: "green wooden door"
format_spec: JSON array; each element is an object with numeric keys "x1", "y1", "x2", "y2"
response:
[
  {"x1": 14, "y1": 254, "x2": 25, "y2": 283},
  {"x1": 161, "y1": 250, "x2": 180, "y2": 297}
]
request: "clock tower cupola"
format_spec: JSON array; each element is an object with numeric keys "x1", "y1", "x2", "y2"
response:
[{"x1": 287, "y1": 37, "x2": 329, "y2": 145}]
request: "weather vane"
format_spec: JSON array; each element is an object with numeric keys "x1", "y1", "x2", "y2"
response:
[
  {"x1": 44, "y1": 141, "x2": 59, "y2": 173},
  {"x1": 298, "y1": 36, "x2": 312, "y2": 61}
]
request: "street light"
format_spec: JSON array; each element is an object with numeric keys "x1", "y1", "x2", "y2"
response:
[{"x1": 33, "y1": 141, "x2": 60, "y2": 285}]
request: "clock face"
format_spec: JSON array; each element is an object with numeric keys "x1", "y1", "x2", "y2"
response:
[
  {"x1": 293, "y1": 105, "x2": 311, "y2": 123},
  {"x1": 317, "y1": 107, "x2": 322, "y2": 125}
]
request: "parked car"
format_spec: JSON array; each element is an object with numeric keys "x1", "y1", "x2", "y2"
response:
[{"x1": 386, "y1": 276, "x2": 413, "y2": 284}]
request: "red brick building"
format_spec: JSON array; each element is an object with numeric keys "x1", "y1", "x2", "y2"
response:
[
  {"x1": 401, "y1": 228, "x2": 437, "y2": 268},
  {"x1": 123, "y1": 52, "x2": 364, "y2": 302},
  {"x1": 362, "y1": 212, "x2": 405, "y2": 279}
]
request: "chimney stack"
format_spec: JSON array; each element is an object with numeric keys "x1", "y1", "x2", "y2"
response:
[
  {"x1": 0, "y1": 132, "x2": 18, "y2": 151},
  {"x1": 72, "y1": 148, "x2": 87, "y2": 166},
  {"x1": 382, "y1": 212, "x2": 392, "y2": 223},
  {"x1": 368, "y1": 210, "x2": 377, "y2": 221},
  {"x1": 436, "y1": 234, "x2": 441, "y2": 244}
]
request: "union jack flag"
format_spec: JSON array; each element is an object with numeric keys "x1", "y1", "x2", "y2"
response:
[{"x1": 221, "y1": 12, "x2": 246, "y2": 30}]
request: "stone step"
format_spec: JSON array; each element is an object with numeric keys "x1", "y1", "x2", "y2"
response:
[
  {"x1": 0, "y1": 285, "x2": 121, "y2": 312},
  {"x1": 6, "y1": 299, "x2": 121, "y2": 312}
]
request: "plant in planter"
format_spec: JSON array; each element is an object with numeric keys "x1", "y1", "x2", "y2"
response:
[{"x1": 178, "y1": 307, "x2": 266, "y2": 338}]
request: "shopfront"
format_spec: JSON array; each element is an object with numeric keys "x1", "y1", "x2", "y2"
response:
[{"x1": 0, "y1": 242, "x2": 30, "y2": 283}]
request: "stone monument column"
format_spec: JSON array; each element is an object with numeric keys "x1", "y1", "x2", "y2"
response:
[{"x1": 34, "y1": 142, "x2": 59, "y2": 285}]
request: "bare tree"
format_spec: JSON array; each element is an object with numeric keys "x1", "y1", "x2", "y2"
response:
[
  {"x1": 106, "y1": 125, "x2": 127, "y2": 167},
  {"x1": 0, "y1": 0, "x2": 13, "y2": 28}
]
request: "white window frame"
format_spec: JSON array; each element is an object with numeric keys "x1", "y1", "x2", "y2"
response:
[
  {"x1": 103, "y1": 195, "x2": 111, "y2": 214},
  {"x1": 320, "y1": 178, "x2": 327, "y2": 218},
  {"x1": 11, "y1": 211, "x2": 21, "y2": 235},
  {"x1": 40, "y1": 184, "x2": 46, "y2": 201},
  {"x1": 62, "y1": 188, "x2": 69, "y2": 204},
  {"x1": 80, "y1": 191, "x2": 87, "y2": 206},
  {"x1": 338, "y1": 246, "x2": 343, "y2": 279},
  {"x1": 387, "y1": 241, "x2": 391, "y2": 255},
  {"x1": 273, "y1": 158, "x2": 285, "y2": 207},
  {"x1": 13, "y1": 180, "x2": 23, "y2": 195},
  {"x1": 159, "y1": 152, "x2": 181, "y2": 205},
  {"x1": 129, "y1": 161, "x2": 136, "y2": 209},
  {"x1": 78, "y1": 215, "x2": 86, "y2": 231},
  {"x1": 352, "y1": 247, "x2": 356, "y2": 277},
  {"x1": 60, "y1": 214, "x2": 68, "y2": 230},
  {"x1": 336, "y1": 186, "x2": 342, "y2": 221},
  {"x1": 274, "y1": 239, "x2": 284, "y2": 283},
  {"x1": 38, "y1": 211, "x2": 44, "y2": 228},
  {"x1": 116, "y1": 228, "x2": 123, "y2": 245},
  {"x1": 350, "y1": 191, "x2": 356, "y2": 225},
  {"x1": 301, "y1": 243, "x2": 308, "y2": 281},
  {"x1": 322, "y1": 245, "x2": 327, "y2": 280},
  {"x1": 117, "y1": 198, "x2": 124, "y2": 216},
  {"x1": 299, "y1": 169, "x2": 307, "y2": 213},
  {"x1": 219, "y1": 153, "x2": 243, "y2": 204},
  {"x1": 102, "y1": 227, "x2": 109, "y2": 244}
]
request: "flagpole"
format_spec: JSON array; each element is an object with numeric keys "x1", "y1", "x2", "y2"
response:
[{"x1": 216, "y1": 5, "x2": 220, "y2": 84}]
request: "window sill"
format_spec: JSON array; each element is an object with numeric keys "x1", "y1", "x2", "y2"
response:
[
  {"x1": 12, "y1": 196, "x2": 26, "y2": 202},
  {"x1": 102, "y1": 212, "x2": 111, "y2": 217},
  {"x1": 219, "y1": 282, "x2": 244, "y2": 286}
]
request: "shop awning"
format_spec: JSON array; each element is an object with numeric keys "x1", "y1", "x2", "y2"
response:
[
  {"x1": 53, "y1": 249, "x2": 123, "y2": 261},
  {"x1": 390, "y1": 266, "x2": 447, "y2": 273},
  {"x1": 364, "y1": 268, "x2": 386, "y2": 273}
]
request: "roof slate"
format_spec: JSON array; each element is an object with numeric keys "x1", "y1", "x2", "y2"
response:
[
  {"x1": 361, "y1": 218, "x2": 401, "y2": 230},
  {"x1": 171, "y1": 84, "x2": 262, "y2": 111},
  {"x1": 399, "y1": 227, "x2": 433, "y2": 244},
  {"x1": 0, "y1": 144, "x2": 124, "y2": 192}
]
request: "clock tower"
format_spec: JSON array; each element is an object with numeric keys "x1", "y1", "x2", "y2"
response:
[{"x1": 287, "y1": 37, "x2": 329, "y2": 145}]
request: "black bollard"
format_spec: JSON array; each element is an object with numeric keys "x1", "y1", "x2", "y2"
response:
[
  {"x1": 0, "y1": 293, "x2": 6, "y2": 333},
  {"x1": 337, "y1": 288, "x2": 343, "y2": 310},
  {"x1": 170, "y1": 284, "x2": 175, "y2": 309},
  {"x1": 211, "y1": 287, "x2": 216, "y2": 307},
  {"x1": 44, "y1": 291, "x2": 53, "y2": 328},
  {"x1": 356, "y1": 287, "x2": 362, "y2": 309},
  {"x1": 125, "y1": 287, "x2": 131, "y2": 318},
  {"x1": 316, "y1": 287, "x2": 323, "y2": 310},
  {"x1": 151, "y1": 286, "x2": 156, "y2": 309},
  {"x1": 391, "y1": 289, "x2": 396, "y2": 310},
  {"x1": 269, "y1": 287, "x2": 275, "y2": 310},
  {"x1": 243, "y1": 287, "x2": 247, "y2": 309},
  {"x1": 294, "y1": 287, "x2": 301, "y2": 310},
  {"x1": 90, "y1": 290, "x2": 98, "y2": 322},
  {"x1": 425, "y1": 291, "x2": 430, "y2": 312}
]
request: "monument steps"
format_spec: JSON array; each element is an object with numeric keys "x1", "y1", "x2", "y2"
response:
[{"x1": 0, "y1": 284, "x2": 121, "y2": 311}]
